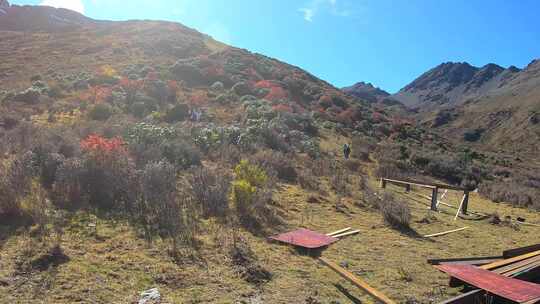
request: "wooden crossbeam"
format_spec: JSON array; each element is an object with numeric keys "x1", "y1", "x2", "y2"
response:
[
  {"x1": 326, "y1": 227, "x2": 351, "y2": 236},
  {"x1": 381, "y1": 178, "x2": 466, "y2": 191},
  {"x1": 332, "y1": 230, "x2": 360, "y2": 238},
  {"x1": 319, "y1": 257, "x2": 396, "y2": 304},
  {"x1": 480, "y1": 250, "x2": 540, "y2": 271},
  {"x1": 423, "y1": 227, "x2": 469, "y2": 238},
  {"x1": 427, "y1": 256, "x2": 502, "y2": 266}
]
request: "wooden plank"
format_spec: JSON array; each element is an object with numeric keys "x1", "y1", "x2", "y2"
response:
[
  {"x1": 495, "y1": 255, "x2": 540, "y2": 275},
  {"x1": 436, "y1": 189, "x2": 448, "y2": 208},
  {"x1": 427, "y1": 256, "x2": 502, "y2": 266},
  {"x1": 504, "y1": 244, "x2": 540, "y2": 259},
  {"x1": 453, "y1": 194, "x2": 467, "y2": 221},
  {"x1": 326, "y1": 227, "x2": 352, "y2": 236},
  {"x1": 382, "y1": 178, "x2": 466, "y2": 191},
  {"x1": 431, "y1": 187, "x2": 439, "y2": 211},
  {"x1": 461, "y1": 191, "x2": 469, "y2": 214},
  {"x1": 332, "y1": 230, "x2": 360, "y2": 238},
  {"x1": 423, "y1": 227, "x2": 469, "y2": 238},
  {"x1": 480, "y1": 250, "x2": 540, "y2": 271},
  {"x1": 383, "y1": 178, "x2": 436, "y2": 189},
  {"x1": 438, "y1": 289, "x2": 484, "y2": 304},
  {"x1": 319, "y1": 257, "x2": 396, "y2": 304}
]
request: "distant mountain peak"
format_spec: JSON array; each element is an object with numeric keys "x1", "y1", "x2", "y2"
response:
[
  {"x1": 342, "y1": 81, "x2": 390, "y2": 103},
  {"x1": 0, "y1": 2, "x2": 95, "y2": 31}
]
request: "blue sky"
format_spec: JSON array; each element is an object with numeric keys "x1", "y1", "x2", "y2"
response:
[{"x1": 10, "y1": 0, "x2": 540, "y2": 93}]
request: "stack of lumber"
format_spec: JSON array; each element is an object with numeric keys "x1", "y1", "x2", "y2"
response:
[{"x1": 434, "y1": 244, "x2": 540, "y2": 304}]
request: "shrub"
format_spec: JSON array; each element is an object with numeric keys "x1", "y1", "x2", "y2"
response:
[
  {"x1": 378, "y1": 193, "x2": 411, "y2": 231},
  {"x1": 297, "y1": 167, "x2": 318, "y2": 190},
  {"x1": 231, "y1": 160, "x2": 277, "y2": 231},
  {"x1": 161, "y1": 140, "x2": 201, "y2": 169},
  {"x1": 330, "y1": 169, "x2": 349, "y2": 196},
  {"x1": 251, "y1": 150, "x2": 297, "y2": 183},
  {"x1": 189, "y1": 167, "x2": 231, "y2": 218},
  {"x1": 351, "y1": 136, "x2": 373, "y2": 161},
  {"x1": 164, "y1": 103, "x2": 189, "y2": 123},
  {"x1": 139, "y1": 161, "x2": 177, "y2": 233},
  {"x1": 463, "y1": 128, "x2": 484, "y2": 142},
  {"x1": 79, "y1": 135, "x2": 136, "y2": 210},
  {"x1": 52, "y1": 158, "x2": 86, "y2": 209},
  {"x1": 0, "y1": 152, "x2": 36, "y2": 217},
  {"x1": 232, "y1": 81, "x2": 252, "y2": 96},
  {"x1": 88, "y1": 104, "x2": 113, "y2": 121},
  {"x1": 19, "y1": 182, "x2": 51, "y2": 236},
  {"x1": 12, "y1": 87, "x2": 41, "y2": 104},
  {"x1": 343, "y1": 159, "x2": 362, "y2": 172}
]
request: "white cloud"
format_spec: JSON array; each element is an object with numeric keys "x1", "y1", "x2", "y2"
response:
[
  {"x1": 299, "y1": 0, "x2": 355, "y2": 22},
  {"x1": 40, "y1": 0, "x2": 85, "y2": 14},
  {"x1": 299, "y1": 8, "x2": 315, "y2": 22}
]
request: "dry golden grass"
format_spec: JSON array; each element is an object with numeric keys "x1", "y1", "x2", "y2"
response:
[{"x1": 1, "y1": 155, "x2": 538, "y2": 303}]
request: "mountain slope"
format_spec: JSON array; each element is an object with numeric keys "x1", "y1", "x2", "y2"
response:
[
  {"x1": 0, "y1": 1, "x2": 98, "y2": 31},
  {"x1": 392, "y1": 62, "x2": 521, "y2": 108},
  {"x1": 421, "y1": 59, "x2": 540, "y2": 157}
]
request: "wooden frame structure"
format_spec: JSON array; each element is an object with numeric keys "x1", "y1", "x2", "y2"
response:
[{"x1": 380, "y1": 178, "x2": 470, "y2": 214}]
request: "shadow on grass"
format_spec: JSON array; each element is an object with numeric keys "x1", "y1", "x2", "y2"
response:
[
  {"x1": 0, "y1": 215, "x2": 31, "y2": 250},
  {"x1": 334, "y1": 283, "x2": 363, "y2": 304}
]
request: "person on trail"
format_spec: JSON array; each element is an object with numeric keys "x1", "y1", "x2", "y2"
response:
[{"x1": 343, "y1": 143, "x2": 351, "y2": 159}]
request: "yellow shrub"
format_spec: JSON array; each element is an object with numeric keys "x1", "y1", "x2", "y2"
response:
[{"x1": 234, "y1": 160, "x2": 267, "y2": 187}]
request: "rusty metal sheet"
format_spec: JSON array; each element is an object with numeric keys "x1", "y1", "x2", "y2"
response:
[
  {"x1": 269, "y1": 228, "x2": 338, "y2": 249},
  {"x1": 436, "y1": 264, "x2": 540, "y2": 303}
]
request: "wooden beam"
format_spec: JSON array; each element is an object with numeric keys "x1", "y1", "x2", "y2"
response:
[
  {"x1": 423, "y1": 227, "x2": 469, "y2": 238},
  {"x1": 453, "y1": 194, "x2": 467, "y2": 221},
  {"x1": 382, "y1": 178, "x2": 466, "y2": 191},
  {"x1": 431, "y1": 187, "x2": 439, "y2": 211},
  {"x1": 504, "y1": 244, "x2": 540, "y2": 259},
  {"x1": 438, "y1": 289, "x2": 484, "y2": 304},
  {"x1": 319, "y1": 257, "x2": 396, "y2": 304},
  {"x1": 480, "y1": 250, "x2": 540, "y2": 271},
  {"x1": 332, "y1": 230, "x2": 360, "y2": 238},
  {"x1": 326, "y1": 227, "x2": 352, "y2": 236},
  {"x1": 461, "y1": 191, "x2": 469, "y2": 215},
  {"x1": 495, "y1": 255, "x2": 540, "y2": 275},
  {"x1": 427, "y1": 256, "x2": 503, "y2": 266},
  {"x1": 382, "y1": 178, "x2": 436, "y2": 189}
]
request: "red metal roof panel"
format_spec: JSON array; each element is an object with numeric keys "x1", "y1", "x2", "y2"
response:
[
  {"x1": 269, "y1": 228, "x2": 338, "y2": 249},
  {"x1": 436, "y1": 264, "x2": 540, "y2": 303}
]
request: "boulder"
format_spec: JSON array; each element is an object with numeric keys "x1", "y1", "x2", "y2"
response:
[{"x1": 138, "y1": 288, "x2": 160, "y2": 304}]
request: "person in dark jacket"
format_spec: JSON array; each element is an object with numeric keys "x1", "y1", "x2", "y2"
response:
[{"x1": 343, "y1": 143, "x2": 351, "y2": 159}]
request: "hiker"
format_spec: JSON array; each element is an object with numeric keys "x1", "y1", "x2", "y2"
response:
[{"x1": 343, "y1": 143, "x2": 351, "y2": 159}]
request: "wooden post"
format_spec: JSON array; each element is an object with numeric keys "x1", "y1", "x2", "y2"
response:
[
  {"x1": 380, "y1": 178, "x2": 387, "y2": 189},
  {"x1": 405, "y1": 184, "x2": 411, "y2": 192},
  {"x1": 462, "y1": 191, "x2": 469, "y2": 214},
  {"x1": 431, "y1": 187, "x2": 439, "y2": 211}
]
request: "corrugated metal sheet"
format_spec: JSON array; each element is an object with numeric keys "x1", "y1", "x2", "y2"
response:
[
  {"x1": 436, "y1": 264, "x2": 540, "y2": 303},
  {"x1": 269, "y1": 228, "x2": 338, "y2": 249}
]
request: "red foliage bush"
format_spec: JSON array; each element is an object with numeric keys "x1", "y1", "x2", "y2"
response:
[
  {"x1": 190, "y1": 90, "x2": 209, "y2": 106},
  {"x1": 272, "y1": 104, "x2": 293, "y2": 113},
  {"x1": 265, "y1": 86, "x2": 288, "y2": 101},
  {"x1": 254, "y1": 80, "x2": 274, "y2": 89},
  {"x1": 372, "y1": 111, "x2": 385, "y2": 123},
  {"x1": 81, "y1": 134, "x2": 126, "y2": 156},
  {"x1": 319, "y1": 95, "x2": 333, "y2": 109},
  {"x1": 89, "y1": 86, "x2": 113, "y2": 104}
]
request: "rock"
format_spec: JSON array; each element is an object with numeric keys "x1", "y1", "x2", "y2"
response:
[
  {"x1": 12, "y1": 88, "x2": 41, "y2": 104},
  {"x1": 138, "y1": 288, "x2": 160, "y2": 304},
  {"x1": 232, "y1": 81, "x2": 251, "y2": 96}
]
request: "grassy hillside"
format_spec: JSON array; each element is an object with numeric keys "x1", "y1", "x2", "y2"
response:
[{"x1": 1, "y1": 8, "x2": 539, "y2": 304}]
